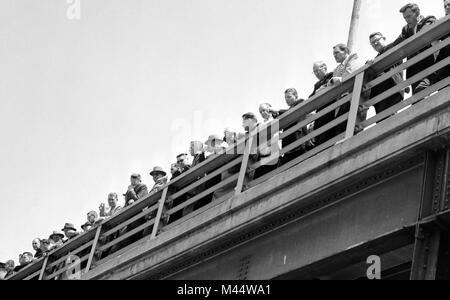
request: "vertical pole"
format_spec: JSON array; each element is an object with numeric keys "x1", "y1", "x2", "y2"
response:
[
  {"x1": 235, "y1": 134, "x2": 254, "y2": 196},
  {"x1": 345, "y1": 71, "x2": 365, "y2": 139},
  {"x1": 85, "y1": 225, "x2": 103, "y2": 274},
  {"x1": 151, "y1": 187, "x2": 169, "y2": 239},
  {"x1": 38, "y1": 256, "x2": 49, "y2": 280},
  {"x1": 347, "y1": 0, "x2": 362, "y2": 53}
]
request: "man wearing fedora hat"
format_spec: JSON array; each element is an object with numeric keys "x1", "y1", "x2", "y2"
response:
[
  {"x1": 49, "y1": 231, "x2": 65, "y2": 248},
  {"x1": 149, "y1": 166, "x2": 168, "y2": 194},
  {"x1": 124, "y1": 173, "x2": 148, "y2": 206},
  {"x1": 61, "y1": 223, "x2": 80, "y2": 241}
]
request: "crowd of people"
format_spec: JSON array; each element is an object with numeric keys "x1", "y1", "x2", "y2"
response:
[{"x1": 1, "y1": 1, "x2": 449, "y2": 280}]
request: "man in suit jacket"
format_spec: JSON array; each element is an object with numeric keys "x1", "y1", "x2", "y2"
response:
[
  {"x1": 387, "y1": 3, "x2": 436, "y2": 94},
  {"x1": 124, "y1": 173, "x2": 148, "y2": 206}
]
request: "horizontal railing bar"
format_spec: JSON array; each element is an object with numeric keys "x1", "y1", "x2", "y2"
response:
[
  {"x1": 280, "y1": 94, "x2": 352, "y2": 140},
  {"x1": 250, "y1": 133, "x2": 346, "y2": 187},
  {"x1": 366, "y1": 56, "x2": 450, "y2": 108},
  {"x1": 169, "y1": 156, "x2": 243, "y2": 201},
  {"x1": 23, "y1": 269, "x2": 41, "y2": 281},
  {"x1": 279, "y1": 113, "x2": 349, "y2": 156},
  {"x1": 99, "y1": 219, "x2": 156, "y2": 252},
  {"x1": 365, "y1": 36, "x2": 450, "y2": 91},
  {"x1": 361, "y1": 77, "x2": 450, "y2": 128},
  {"x1": 168, "y1": 173, "x2": 240, "y2": 215},
  {"x1": 44, "y1": 254, "x2": 89, "y2": 280},
  {"x1": 102, "y1": 203, "x2": 159, "y2": 238},
  {"x1": 46, "y1": 240, "x2": 94, "y2": 269}
]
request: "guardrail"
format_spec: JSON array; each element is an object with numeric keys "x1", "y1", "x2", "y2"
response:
[{"x1": 7, "y1": 14, "x2": 450, "y2": 280}]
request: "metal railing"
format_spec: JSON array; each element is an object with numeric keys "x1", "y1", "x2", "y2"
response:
[{"x1": 7, "y1": 14, "x2": 450, "y2": 280}]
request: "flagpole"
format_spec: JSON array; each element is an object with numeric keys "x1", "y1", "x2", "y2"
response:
[{"x1": 347, "y1": 0, "x2": 362, "y2": 53}]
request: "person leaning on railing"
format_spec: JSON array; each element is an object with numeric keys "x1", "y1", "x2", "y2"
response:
[
  {"x1": 328, "y1": 43, "x2": 366, "y2": 135},
  {"x1": 434, "y1": 0, "x2": 450, "y2": 85},
  {"x1": 32, "y1": 238, "x2": 43, "y2": 259},
  {"x1": 13, "y1": 252, "x2": 34, "y2": 273},
  {"x1": 272, "y1": 89, "x2": 315, "y2": 165},
  {"x1": 124, "y1": 173, "x2": 148, "y2": 207},
  {"x1": 385, "y1": 3, "x2": 437, "y2": 94},
  {"x1": 99, "y1": 192, "x2": 122, "y2": 218},
  {"x1": 310, "y1": 61, "x2": 335, "y2": 147},
  {"x1": 366, "y1": 32, "x2": 406, "y2": 120}
]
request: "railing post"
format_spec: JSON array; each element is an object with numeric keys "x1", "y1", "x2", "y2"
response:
[
  {"x1": 38, "y1": 256, "x2": 49, "y2": 280},
  {"x1": 235, "y1": 134, "x2": 254, "y2": 195},
  {"x1": 84, "y1": 225, "x2": 103, "y2": 274},
  {"x1": 151, "y1": 187, "x2": 169, "y2": 239},
  {"x1": 345, "y1": 71, "x2": 366, "y2": 139}
]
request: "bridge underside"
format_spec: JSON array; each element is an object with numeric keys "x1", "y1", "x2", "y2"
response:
[{"x1": 86, "y1": 87, "x2": 450, "y2": 280}]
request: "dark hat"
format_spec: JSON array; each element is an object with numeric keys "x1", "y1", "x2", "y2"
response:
[
  {"x1": 205, "y1": 134, "x2": 224, "y2": 146},
  {"x1": 49, "y1": 231, "x2": 64, "y2": 240},
  {"x1": 150, "y1": 166, "x2": 167, "y2": 177},
  {"x1": 242, "y1": 112, "x2": 257, "y2": 121},
  {"x1": 176, "y1": 153, "x2": 188, "y2": 158},
  {"x1": 61, "y1": 223, "x2": 77, "y2": 232}
]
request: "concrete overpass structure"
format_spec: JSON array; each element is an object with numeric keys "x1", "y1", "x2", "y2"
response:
[{"x1": 8, "y1": 15, "x2": 450, "y2": 281}]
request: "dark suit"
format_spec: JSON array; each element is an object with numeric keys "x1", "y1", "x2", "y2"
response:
[
  {"x1": 388, "y1": 15, "x2": 437, "y2": 93},
  {"x1": 124, "y1": 183, "x2": 148, "y2": 206},
  {"x1": 370, "y1": 47, "x2": 404, "y2": 116},
  {"x1": 310, "y1": 73, "x2": 336, "y2": 146}
]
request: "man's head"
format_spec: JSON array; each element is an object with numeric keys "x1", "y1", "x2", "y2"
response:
[
  {"x1": 176, "y1": 153, "x2": 189, "y2": 168},
  {"x1": 369, "y1": 32, "x2": 387, "y2": 53},
  {"x1": 19, "y1": 252, "x2": 33, "y2": 266},
  {"x1": 150, "y1": 167, "x2": 166, "y2": 182},
  {"x1": 445, "y1": 0, "x2": 450, "y2": 16},
  {"x1": 87, "y1": 211, "x2": 98, "y2": 223},
  {"x1": 313, "y1": 61, "x2": 328, "y2": 80},
  {"x1": 130, "y1": 174, "x2": 141, "y2": 186},
  {"x1": 242, "y1": 113, "x2": 258, "y2": 132},
  {"x1": 284, "y1": 88, "x2": 298, "y2": 107},
  {"x1": 333, "y1": 44, "x2": 350, "y2": 64},
  {"x1": 259, "y1": 103, "x2": 273, "y2": 120},
  {"x1": 107, "y1": 192, "x2": 118, "y2": 208},
  {"x1": 62, "y1": 223, "x2": 78, "y2": 239},
  {"x1": 32, "y1": 238, "x2": 41, "y2": 251},
  {"x1": 400, "y1": 3, "x2": 421, "y2": 28}
]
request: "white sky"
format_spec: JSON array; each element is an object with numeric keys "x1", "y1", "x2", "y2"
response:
[{"x1": 0, "y1": 0, "x2": 446, "y2": 263}]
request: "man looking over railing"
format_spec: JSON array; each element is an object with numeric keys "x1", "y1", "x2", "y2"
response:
[
  {"x1": 367, "y1": 32, "x2": 406, "y2": 118},
  {"x1": 435, "y1": 0, "x2": 450, "y2": 85},
  {"x1": 310, "y1": 61, "x2": 335, "y2": 146},
  {"x1": 387, "y1": 3, "x2": 436, "y2": 94},
  {"x1": 328, "y1": 43, "x2": 365, "y2": 135},
  {"x1": 124, "y1": 173, "x2": 148, "y2": 206},
  {"x1": 32, "y1": 238, "x2": 43, "y2": 259},
  {"x1": 99, "y1": 193, "x2": 122, "y2": 218}
]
